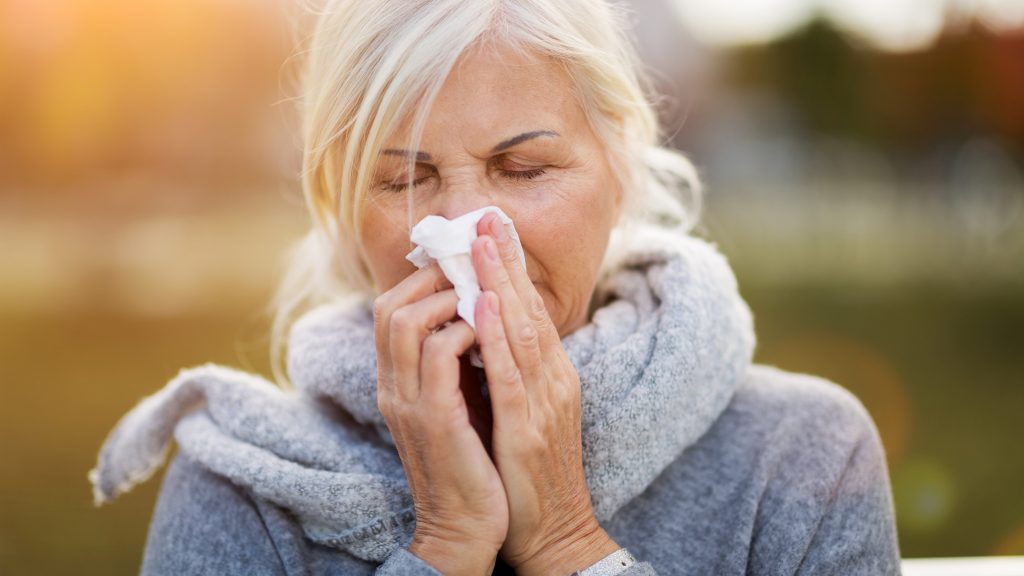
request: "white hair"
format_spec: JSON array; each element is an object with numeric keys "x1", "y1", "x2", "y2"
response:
[{"x1": 268, "y1": 0, "x2": 703, "y2": 388}]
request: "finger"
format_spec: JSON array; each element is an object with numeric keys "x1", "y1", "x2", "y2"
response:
[
  {"x1": 419, "y1": 320, "x2": 476, "y2": 410},
  {"x1": 389, "y1": 288, "x2": 459, "y2": 401},
  {"x1": 475, "y1": 291, "x2": 529, "y2": 427},
  {"x1": 477, "y1": 212, "x2": 560, "y2": 351},
  {"x1": 373, "y1": 262, "x2": 452, "y2": 392},
  {"x1": 472, "y1": 234, "x2": 545, "y2": 386}
]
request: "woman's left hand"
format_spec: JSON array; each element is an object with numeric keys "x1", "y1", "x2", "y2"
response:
[{"x1": 470, "y1": 213, "x2": 620, "y2": 576}]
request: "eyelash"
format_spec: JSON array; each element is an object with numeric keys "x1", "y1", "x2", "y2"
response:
[{"x1": 380, "y1": 168, "x2": 547, "y2": 192}]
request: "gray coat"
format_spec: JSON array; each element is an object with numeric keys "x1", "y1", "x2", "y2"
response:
[{"x1": 140, "y1": 363, "x2": 901, "y2": 575}]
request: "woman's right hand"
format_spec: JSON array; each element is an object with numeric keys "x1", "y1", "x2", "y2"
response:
[{"x1": 373, "y1": 263, "x2": 509, "y2": 575}]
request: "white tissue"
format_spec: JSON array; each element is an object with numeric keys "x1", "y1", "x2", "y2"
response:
[{"x1": 405, "y1": 205, "x2": 526, "y2": 331}]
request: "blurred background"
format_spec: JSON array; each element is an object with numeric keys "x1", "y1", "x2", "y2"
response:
[{"x1": 1, "y1": 0, "x2": 1022, "y2": 573}]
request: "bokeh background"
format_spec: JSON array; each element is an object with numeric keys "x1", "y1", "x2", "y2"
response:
[{"x1": 1, "y1": 0, "x2": 1022, "y2": 573}]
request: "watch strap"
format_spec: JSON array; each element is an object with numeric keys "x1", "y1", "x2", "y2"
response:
[{"x1": 571, "y1": 548, "x2": 636, "y2": 576}]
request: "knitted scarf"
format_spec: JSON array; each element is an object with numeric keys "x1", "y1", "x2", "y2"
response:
[{"x1": 88, "y1": 230, "x2": 756, "y2": 563}]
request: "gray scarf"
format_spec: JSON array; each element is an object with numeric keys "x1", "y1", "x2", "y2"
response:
[{"x1": 88, "y1": 230, "x2": 756, "y2": 563}]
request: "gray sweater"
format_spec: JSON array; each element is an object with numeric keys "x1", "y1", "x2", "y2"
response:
[{"x1": 140, "y1": 363, "x2": 901, "y2": 575}]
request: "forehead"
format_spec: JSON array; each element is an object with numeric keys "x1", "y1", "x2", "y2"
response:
[{"x1": 391, "y1": 42, "x2": 585, "y2": 148}]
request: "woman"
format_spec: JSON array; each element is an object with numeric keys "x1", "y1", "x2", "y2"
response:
[{"x1": 89, "y1": 0, "x2": 901, "y2": 574}]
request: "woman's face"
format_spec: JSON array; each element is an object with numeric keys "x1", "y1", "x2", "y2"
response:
[{"x1": 358, "y1": 43, "x2": 622, "y2": 337}]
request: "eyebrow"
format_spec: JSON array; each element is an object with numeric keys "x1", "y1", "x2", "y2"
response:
[
  {"x1": 380, "y1": 130, "x2": 560, "y2": 162},
  {"x1": 380, "y1": 149, "x2": 432, "y2": 162},
  {"x1": 491, "y1": 130, "x2": 559, "y2": 153}
]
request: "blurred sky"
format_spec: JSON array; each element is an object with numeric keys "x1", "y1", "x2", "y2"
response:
[{"x1": 675, "y1": 0, "x2": 1024, "y2": 50}]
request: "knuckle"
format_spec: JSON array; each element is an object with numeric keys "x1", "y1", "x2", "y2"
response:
[
  {"x1": 485, "y1": 252, "x2": 511, "y2": 282},
  {"x1": 389, "y1": 306, "x2": 417, "y2": 334},
  {"x1": 495, "y1": 269, "x2": 514, "y2": 291},
  {"x1": 391, "y1": 400, "x2": 415, "y2": 422},
  {"x1": 550, "y1": 381, "x2": 575, "y2": 407},
  {"x1": 517, "y1": 322, "x2": 539, "y2": 347},
  {"x1": 377, "y1": 393, "x2": 394, "y2": 418},
  {"x1": 421, "y1": 332, "x2": 448, "y2": 358},
  {"x1": 499, "y1": 241, "x2": 520, "y2": 264},
  {"x1": 372, "y1": 295, "x2": 391, "y2": 324},
  {"x1": 378, "y1": 404, "x2": 394, "y2": 425},
  {"x1": 520, "y1": 427, "x2": 545, "y2": 453},
  {"x1": 544, "y1": 401, "x2": 567, "y2": 431},
  {"x1": 527, "y1": 293, "x2": 548, "y2": 320}
]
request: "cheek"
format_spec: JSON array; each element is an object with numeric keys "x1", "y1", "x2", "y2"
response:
[
  {"x1": 514, "y1": 171, "x2": 616, "y2": 306},
  {"x1": 358, "y1": 204, "x2": 416, "y2": 292}
]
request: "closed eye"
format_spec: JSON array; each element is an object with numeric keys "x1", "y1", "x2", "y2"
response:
[
  {"x1": 380, "y1": 167, "x2": 547, "y2": 192},
  {"x1": 380, "y1": 175, "x2": 433, "y2": 192},
  {"x1": 500, "y1": 167, "x2": 546, "y2": 181}
]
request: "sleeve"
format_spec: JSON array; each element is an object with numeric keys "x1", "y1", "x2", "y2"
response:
[
  {"x1": 794, "y1": 412, "x2": 902, "y2": 575},
  {"x1": 143, "y1": 452, "x2": 458, "y2": 576},
  {"x1": 619, "y1": 561, "x2": 659, "y2": 575},
  {"x1": 140, "y1": 452, "x2": 289, "y2": 576},
  {"x1": 376, "y1": 548, "x2": 660, "y2": 575},
  {"x1": 374, "y1": 547, "x2": 443, "y2": 575}
]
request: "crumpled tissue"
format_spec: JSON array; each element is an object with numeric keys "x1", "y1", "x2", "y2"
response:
[{"x1": 405, "y1": 206, "x2": 526, "y2": 334}]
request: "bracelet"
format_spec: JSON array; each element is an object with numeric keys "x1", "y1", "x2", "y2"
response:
[{"x1": 571, "y1": 548, "x2": 636, "y2": 576}]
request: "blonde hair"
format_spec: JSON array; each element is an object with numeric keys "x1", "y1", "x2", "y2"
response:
[{"x1": 268, "y1": 0, "x2": 703, "y2": 389}]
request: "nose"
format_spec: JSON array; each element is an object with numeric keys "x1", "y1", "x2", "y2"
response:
[{"x1": 430, "y1": 175, "x2": 499, "y2": 221}]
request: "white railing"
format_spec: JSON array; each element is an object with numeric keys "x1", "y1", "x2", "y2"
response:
[{"x1": 903, "y1": 556, "x2": 1024, "y2": 576}]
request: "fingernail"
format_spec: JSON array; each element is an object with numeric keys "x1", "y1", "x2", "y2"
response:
[
  {"x1": 490, "y1": 217, "x2": 508, "y2": 241},
  {"x1": 484, "y1": 237, "x2": 499, "y2": 261},
  {"x1": 487, "y1": 292, "x2": 499, "y2": 315}
]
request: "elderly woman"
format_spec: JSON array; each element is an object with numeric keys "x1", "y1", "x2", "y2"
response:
[{"x1": 89, "y1": 0, "x2": 901, "y2": 574}]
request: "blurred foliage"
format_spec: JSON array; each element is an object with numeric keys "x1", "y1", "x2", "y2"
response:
[{"x1": 724, "y1": 19, "x2": 1024, "y2": 152}]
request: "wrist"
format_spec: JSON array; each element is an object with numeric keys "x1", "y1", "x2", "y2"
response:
[
  {"x1": 512, "y1": 518, "x2": 620, "y2": 576},
  {"x1": 409, "y1": 531, "x2": 499, "y2": 576}
]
